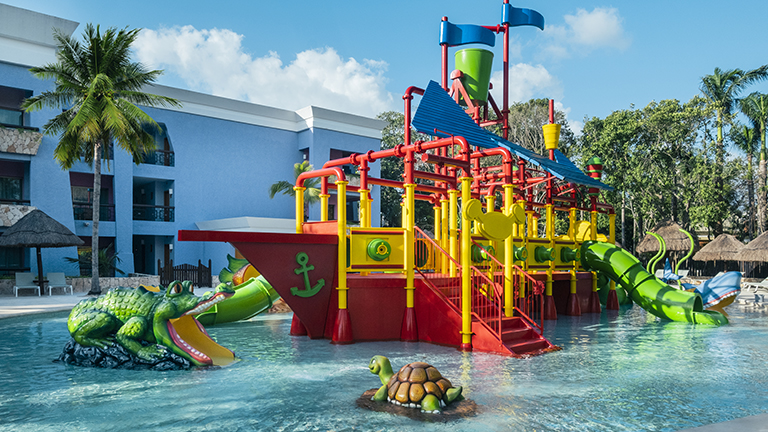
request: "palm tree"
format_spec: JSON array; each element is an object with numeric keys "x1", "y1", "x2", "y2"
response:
[
  {"x1": 22, "y1": 24, "x2": 181, "y2": 295},
  {"x1": 699, "y1": 65, "x2": 768, "y2": 235},
  {"x1": 731, "y1": 125, "x2": 758, "y2": 237},
  {"x1": 268, "y1": 160, "x2": 321, "y2": 220},
  {"x1": 740, "y1": 92, "x2": 768, "y2": 234}
]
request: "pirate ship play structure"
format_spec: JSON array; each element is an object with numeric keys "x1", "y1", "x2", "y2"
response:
[{"x1": 180, "y1": 1, "x2": 728, "y2": 358}]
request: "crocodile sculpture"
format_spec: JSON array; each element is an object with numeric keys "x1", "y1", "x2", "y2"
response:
[{"x1": 67, "y1": 280, "x2": 235, "y2": 367}]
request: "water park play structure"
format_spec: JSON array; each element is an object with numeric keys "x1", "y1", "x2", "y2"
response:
[{"x1": 179, "y1": 0, "x2": 731, "y2": 357}]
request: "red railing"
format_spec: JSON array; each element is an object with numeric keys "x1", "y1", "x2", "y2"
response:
[
  {"x1": 470, "y1": 239, "x2": 545, "y2": 334},
  {"x1": 467, "y1": 263, "x2": 504, "y2": 338},
  {"x1": 414, "y1": 227, "x2": 505, "y2": 338},
  {"x1": 414, "y1": 227, "x2": 461, "y2": 311}
]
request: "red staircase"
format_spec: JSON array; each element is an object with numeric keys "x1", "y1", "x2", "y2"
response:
[{"x1": 414, "y1": 228, "x2": 559, "y2": 357}]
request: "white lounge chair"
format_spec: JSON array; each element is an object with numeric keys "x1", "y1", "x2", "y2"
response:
[
  {"x1": 14, "y1": 272, "x2": 40, "y2": 297},
  {"x1": 743, "y1": 277, "x2": 768, "y2": 293},
  {"x1": 47, "y1": 272, "x2": 72, "y2": 295}
]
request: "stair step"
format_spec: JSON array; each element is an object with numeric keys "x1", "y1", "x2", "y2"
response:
[
  {"x1": 506, "y1": 338, "x2": 550, "y2": 355},
  {"x1": 501, "y1": 327, "x2": 532, "y2": 342}
]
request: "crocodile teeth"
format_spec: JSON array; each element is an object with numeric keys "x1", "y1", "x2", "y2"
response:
[{"x1": 183, "y1": 293, "x2": 229, "y2": 316}]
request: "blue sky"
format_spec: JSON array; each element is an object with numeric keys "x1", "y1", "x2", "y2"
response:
[{"x1": 7, "y1": 0, "x2": 768, "y2": 134}]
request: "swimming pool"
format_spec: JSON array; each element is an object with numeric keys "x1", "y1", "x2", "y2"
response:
[{"x1": 1, "y1": 304, "x2": 766, "y2": 431}]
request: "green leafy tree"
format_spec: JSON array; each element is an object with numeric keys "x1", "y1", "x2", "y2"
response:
[
  {"x1": 699, "y1": 66, "x2": 768, "y2": 235},
  {"x1": 576, "y1": 98, "x2": 735, "y2": 250},
  {"x1": 739, "y1": 91, "x2": 768, "y2": 233},
  {"x1": 22, "y1": 24, "x2": 181, "y2": 295},
  {"x1": 505, "y1": 98, "x2": 577, "y2": 156},
  {"x1": 268, "y1": 160, "x2": 320, "y2": 221},
  {"x1": 66, "y1": 245, "x2": 125, "y2": 277},
  {"x1": 730, "y1": 124, "x2": 758, "y2": 237}
]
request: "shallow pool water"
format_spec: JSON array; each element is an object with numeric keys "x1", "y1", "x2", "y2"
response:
[{"x1": 1, "y1": 304, "x2": 767, "y2": 431}]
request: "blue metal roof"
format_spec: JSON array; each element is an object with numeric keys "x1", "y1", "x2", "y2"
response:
[{"x1": 411, "y1": 80, "x2": 612, "y2": 191}]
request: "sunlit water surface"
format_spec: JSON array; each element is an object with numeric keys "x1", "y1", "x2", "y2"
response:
[{"x1": 1, "y1": 305, "x2": 767, "y2": 431}]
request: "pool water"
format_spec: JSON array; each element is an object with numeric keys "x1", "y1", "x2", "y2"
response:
[{"x1": 1, "y1": 305, "x2": 767, "y2": 431}]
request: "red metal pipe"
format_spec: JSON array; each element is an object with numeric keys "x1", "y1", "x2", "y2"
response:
[
  {"x1": 502, "y1": 7, "x2": 510, "y2": 140},
  {"x1": 296, "y1": 167, "x2": 345, "y2": 188},
  {"x1": 421, "y1": 153, "x2": 471, "y2": 173},
  {"x1": 441, "y1": 16, "x2": 449, "y2": 90},
  {"x1": 549, "y1": 99, "x2": 555, "y2": 124},
  {"x1": 364, "y1": 177, "x2": 447, "y2": 196},
  {"x1": 413, "y1": 169, "x2": 457, "y2": 185}
]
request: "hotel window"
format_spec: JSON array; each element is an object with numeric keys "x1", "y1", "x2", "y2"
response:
[
  {"x1": 0, "y1": 177, "x2": 22, "y2": 202},
  {"x1": 0, "y1": 85, "x2": 32, "y2": 127}
]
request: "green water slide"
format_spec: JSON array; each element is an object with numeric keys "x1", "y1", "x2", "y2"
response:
[
  {"x1": 196, "y1": 276, "x2": 280, "y2": 325},
  {"x1": 580, "y1": 241, "x2": 728, "y2": 325}
]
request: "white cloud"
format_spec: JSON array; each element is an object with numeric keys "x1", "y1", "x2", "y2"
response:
[
  {"x1": 566, "y1": 8, "x2": 630, "y2": 49},
  {"x1": 489, "y1": 63, "x2": 562, "y2": 104},
  {"x1": 544, "y1": 7, "x2": 630, "y2": 59},
  {"x1": 488, "y1": 65, "x2": 584, "y2": 134},
  {"x1": 133, "y1": 26, "x2": 395, "y2": 117}
]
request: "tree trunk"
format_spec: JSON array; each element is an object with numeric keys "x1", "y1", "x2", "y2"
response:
[
  {"x1": 88, "y1": 142, "x2": 102, "y2": 295},
  {"x1": 758, "y1": 158, "x2": 767, "y2": 234},
  {"x1": 714, "y1": 121, "x2": 724, "y2": 237},
  {"x1": 747, "y1": 153, "x2": 754, "y2": 239},
  {"x1": 621, "y1": 191, "x2": 626, "y2": 249}
]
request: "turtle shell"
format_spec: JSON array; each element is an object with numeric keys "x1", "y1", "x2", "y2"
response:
[{"x1": 385, "y1": 361, "x2": 453, "y2": 406}]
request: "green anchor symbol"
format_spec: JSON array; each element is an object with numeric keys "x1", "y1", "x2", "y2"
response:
[{"x1": 290, "y1": 252, "x2": 325, "y2": 298}]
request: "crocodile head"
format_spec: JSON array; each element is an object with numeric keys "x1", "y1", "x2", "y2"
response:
[{"x1": 152, "y1": 281, "x2": 236, "y2": 366}]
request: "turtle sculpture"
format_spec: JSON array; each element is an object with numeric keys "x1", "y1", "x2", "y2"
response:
[{"x1": 368, "y1": 355, "x2": 463, "y2": 414}]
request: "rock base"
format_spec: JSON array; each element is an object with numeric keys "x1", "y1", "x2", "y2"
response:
[
  {"x1": 56, "y1": 339, "x2": 193, "y2": 371},
  {"x1": 356, "y1": 389, "x2": 478, "y2": 421}
]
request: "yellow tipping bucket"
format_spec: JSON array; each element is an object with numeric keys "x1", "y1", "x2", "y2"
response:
[{"x1": 542, "y1": 123, "x2": 561, "y2": 150}]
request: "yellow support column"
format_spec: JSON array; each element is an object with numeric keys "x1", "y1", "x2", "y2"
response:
[
  {"x1": 503, "y1": 185, "x2": 514, "y2": 317},
  {"x1": 590, "y1": 211, "x2": 598, "y2": 241},
  {"x1": 359, "y1": 190, "x2": 369, "y2": 228},
  {"x1": 331, "y1": 180, "x2": 352, "y2": 343},
  {"x1": 441, "y1": 198, "x2": 449, "y2": 274},
  {"x1": 293, "y1": 186, "x2": 305, "y2": 234},
  {"x1": 433, "y1": 204, "x2": 441, "y2": 272},
  {"x1": 320, "y1": 194, "x2": 330, "y2": 222},
  {"x1": 484, "y1": 194, "x2": 497, "y2": 282},
  {"x1": 401, "y1": 184, "x2": 418, "y2": 341},
  {"x1": 449, "y1": 189, "x2": 459, "y2": 277},
  {"x1": 459, "y1": 177, "x2": 473, "y2": 351},
  {"x1": 517, "y1": 199, "x2": 528, "y2": 301}
]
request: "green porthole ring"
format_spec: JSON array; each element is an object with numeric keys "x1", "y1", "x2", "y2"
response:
[{"x1": 367, "y1": 238, "x2": 391, "y2": 261}]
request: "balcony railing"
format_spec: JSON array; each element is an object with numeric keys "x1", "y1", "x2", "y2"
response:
[
  {"x1": 141, "y1": 150, "x2": 175, "y2": 166},
  {"x1": 133, "y1": 204, "x2": 174, "y2": 222},
  {"x1": 0, "y1": 199, "x2": 31, "y2": 206},
  {"x1": 73, "y1": 203, "x2": 116, "y2": 221}
]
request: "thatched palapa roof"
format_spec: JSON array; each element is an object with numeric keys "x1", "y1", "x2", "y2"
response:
[
  {"x1": 0, "y1": 209, "x2": 83, "y2": 248},
  {"x1": 734, "y1": 231, "x2": 768, "y2": 262},
  {"x1": 692, "y1": 234, "x2": 744, "y2": 262},
  {"x1": 635, "y1": 220, "x2": 693, "y2": 253}
]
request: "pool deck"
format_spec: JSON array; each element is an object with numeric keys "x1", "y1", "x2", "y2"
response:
[
  {"x1": 0, "y1": 293, "x2": 766, "y2": 431},
  {"x1": 0, "y1": 293, "x2": 86, "y2": 319}
]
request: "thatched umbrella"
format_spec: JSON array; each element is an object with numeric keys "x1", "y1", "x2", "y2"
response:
[
  {"x1": 692, "y1": 234, "x2": 745, "y2": 262},
  {"x1": 0, "y1": 209, "x2": 84, "y2": 292},
  {"x1": 636, "y1": 220, "x2": 692, "y2": 253},
  {"x1": 735, "y1": 231, "x2": 768, "y2": 262}
]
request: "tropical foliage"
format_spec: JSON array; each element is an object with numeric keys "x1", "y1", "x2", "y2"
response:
[
  {"x1": 22, "y1": 24, "x2": 180, "y2": 295},
  {"x1": 66, "y1": 245, "x2": 125, "y2": 277},
  {"x1": 268, "y1": 160, "x2": 321, "y2": 220}
]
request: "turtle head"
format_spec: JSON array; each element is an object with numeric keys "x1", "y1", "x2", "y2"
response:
[{"x1": 369, "y1": 355, "x2": 394, "y2": 385}]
